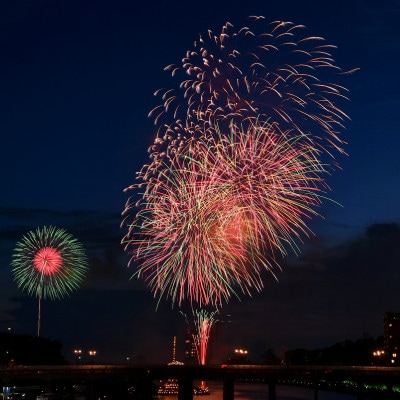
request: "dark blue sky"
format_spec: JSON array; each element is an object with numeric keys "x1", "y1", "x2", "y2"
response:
[{"x1": 1, "y1": 0, "x2": 400, "y2": 364}]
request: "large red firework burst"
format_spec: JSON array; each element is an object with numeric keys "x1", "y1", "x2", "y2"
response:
[
  {"x1": 123, "y1": 121, "x2": 329, "y2": 308},
  {"x1": 122, "y1": 16, "x2": 356, "y2": 310}
]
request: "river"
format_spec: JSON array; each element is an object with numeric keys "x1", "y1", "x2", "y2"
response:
[{"x1": 156, "y1": 381, "x2": 358, "y2": 400}]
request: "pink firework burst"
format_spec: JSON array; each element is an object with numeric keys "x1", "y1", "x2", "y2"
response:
[
  {"x1": 123, "y1": 121, "x2": 329, "y2": 308},
  {"x1": 122, "y1": 16, "x2": 357, "y2": 311},
  {"x1": 33, "y1": 247, "x2": 63, "y2": 275}
]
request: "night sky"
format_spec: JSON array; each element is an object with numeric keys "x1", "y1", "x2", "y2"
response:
[{"x1": 1, "y1": 0, "x2": 400, "y2": 364}]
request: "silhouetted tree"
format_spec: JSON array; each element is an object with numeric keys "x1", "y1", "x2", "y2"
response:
[
  {"x1": 282, "y1": 336, "x2": 382, "y2": 366},
  {"x1": 0, "y1": 332, "x2": 67, "y2": 365}
]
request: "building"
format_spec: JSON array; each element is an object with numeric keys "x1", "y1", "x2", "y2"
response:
[
  {"x1": 383, "y1": 312, "x2": 400, "y2": 365},
  {"x1": 184, "y1": 328, "x2": 197, "y2": 364}
]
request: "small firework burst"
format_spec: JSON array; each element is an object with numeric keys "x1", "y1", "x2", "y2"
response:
[
  {"x1": 11, "y1": 225, "x2": 89, "y2": 335},
  {"x1": 188, "y1": 309, "x2": 219, "y2": 365}
]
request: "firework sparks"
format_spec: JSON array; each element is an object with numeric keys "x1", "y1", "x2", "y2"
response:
[
  {"x1": 182, "y1": 309, "x2": 218, "y2": 365},
  {"x1": 11, "y1": 226, "x2": 89, "y2": 336},
  {"x1": 143, "y1": 17, "x2": 356, "y2": 180},
  {"x1": 123, "y1": 121, "x2": 330, "y2": 308}
]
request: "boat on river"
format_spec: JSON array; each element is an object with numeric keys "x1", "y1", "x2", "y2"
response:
[{"x1": 157, "y1": 379, "x2": 210, "y2": 396}]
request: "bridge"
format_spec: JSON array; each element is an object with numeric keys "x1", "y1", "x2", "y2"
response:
[{"x1": 2, "y1": 364, "x2": 400, "y2": 400}]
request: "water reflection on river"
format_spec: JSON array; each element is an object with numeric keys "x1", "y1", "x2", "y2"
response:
[{"x1": 157, "y1": 381, "x2": 356, "y2": 400}]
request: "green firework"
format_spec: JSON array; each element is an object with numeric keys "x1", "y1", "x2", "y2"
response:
[{"x1": 11, "y1": 226, "x2": 89, "y2": 300}]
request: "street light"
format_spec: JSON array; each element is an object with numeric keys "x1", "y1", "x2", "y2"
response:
[
  {"x1": 233, "y1": 348, "x2": 249, "y2": 364},
  {"x1": 74, "y1": 349, "x2": 82, "y2": 364},
  {"x1": 89, "y1": 350, "x2": 97, "y2": 366}
]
